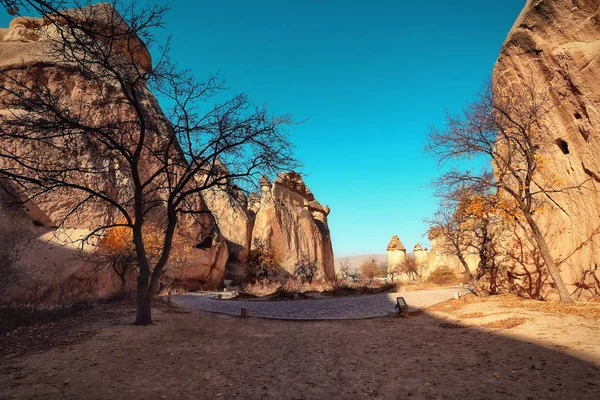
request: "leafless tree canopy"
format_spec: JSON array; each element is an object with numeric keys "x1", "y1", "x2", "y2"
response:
[
  {"x1": 425, "y1": 77, "x2": 585, "y2": 303},
  {"x1": 0, "y1": 0, "x2": 298, "y2": 323}
]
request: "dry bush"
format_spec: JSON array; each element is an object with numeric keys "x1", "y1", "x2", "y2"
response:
[
  {"x1": 427, "y1": 265, "x2": 458, "y2": 285},
  {"x1": 359, "y1": 258, "x2": 385, "y2": 281},
  {"x1": 243, "y1": 239, "x2": 282, "y2": 280},
  {"x1": 0, "y1": 222, "x2": 23, "y2": 297},
  {"x1": 238, "y1": 279, "x2": 281, "y2": 298},
  {"x1": 293, "y1": 255, "x2": 318, "y2": 283},
  {"x1": 0, "y1": 271, "x2": 100, "y2": 334},
  {"x1": 399, "y1": 257, "x2": 420, "y2": 281}
]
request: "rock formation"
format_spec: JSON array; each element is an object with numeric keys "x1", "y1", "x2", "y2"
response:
[
  {"x1": 0, "y1": 5, "x2": 228, "y2": 292},
  {"x1": 413, "y1": 243, "x2": 429, "y2": 275},
  {"x1": 0, "y1": 6, "x2": 336, "y2": 296},
  {"x1": 386, "y1": 235, "x2": 406, "y2": 267},
  {"x1": 426, "y1": 229, "x2": 479, "y2": 280},
  {"x1": 493, "y1": 0, "x2": 600, "y2": 299},
  {"x1": 251, "y1": 172, "x2": 335, "y2": 280}
]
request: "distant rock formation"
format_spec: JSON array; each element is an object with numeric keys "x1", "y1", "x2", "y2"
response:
[
  {"x1": 493, "y1": 0, "x2": 600, "y2": 299},
  {"x1": 251, "y1": 172, "x2": 335, "y2": 280},
  {"x1": 386, "y1": 235, "x2": 406, "y2": 267},
  {"x1": 413, "y1": 243, "x2": 429, "y2": 274}
]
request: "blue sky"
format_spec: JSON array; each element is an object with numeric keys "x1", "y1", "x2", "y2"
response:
[
  {"x1": 1, "y1": 0, "x2": 525, "y2": 256},
  {"x1": 155, "y1": 0, "x2": 524, "y2": 256}
]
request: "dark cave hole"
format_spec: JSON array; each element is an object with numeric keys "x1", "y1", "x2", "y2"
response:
[
  {"x1": 556, "y1": 139, "x2": 570, "y2": 155},
  {"x1": 195, "y1": 236, "x2": 213, "y2": 249}
]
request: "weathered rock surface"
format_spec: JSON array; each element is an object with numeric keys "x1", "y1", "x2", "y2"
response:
[
  {"x1": 251, "y1": 172, "x2": 335, "y2": 280},
  {"x1": 386, "y1": 235, "x2": 406, "y2": 267},
  {"x1": 493, "y1": 0, "x2": 600, "y2": 299},
  {"x1": 0, "y1": 6, "x2": 227, "y2": 293},
  {"x1": 426, "y1": 230, "x2": 479, "y2": 280},
  {"x1": 0, "y1": 6, "x2": 336, "y2": 294}
]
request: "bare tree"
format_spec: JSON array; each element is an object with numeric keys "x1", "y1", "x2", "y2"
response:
[
  {"x1": 359, "y1": 258, "x2": 380, "y2": 283},
  {"x1": 0, "y1": 0, "x2": 297, "y2": 324},
  {"x1": 381, "y1": 260, "x2": 400, "y2": 284},
  {"x1": 337, "y1": 257, "x2": 351, "y2": 281},
  {"x1": 399, "y1": 256, "x2": 420, "y2": 281},
  {"x1": 293, "y1": 254, "x2": 318, "y2": 283},
  {"x1": 425, "y1": 78, "x2": 589, "y2": 303},
  {"x1": 426, "y1": 180, "x2": 503, "y2": 294}
]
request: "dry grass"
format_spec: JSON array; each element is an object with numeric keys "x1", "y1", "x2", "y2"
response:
[
  {"x1": 429, "y1": 294, "x2": 600, "y2": 324},
  {"x1": 481, "y1": 317, "x2": 530, "y2": 329},
  {"x1": 427, "y1": 293, "x2": 481, "y2": 313},
  {"x1": 459, "y1": 312, "x2": 486, "y2": 319},
  {"x1": 495, "y1": 295, "x2": 600, "y2": 321}
]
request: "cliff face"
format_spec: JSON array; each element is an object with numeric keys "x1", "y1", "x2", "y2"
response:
[
  {"x1": 0, "y1": 6, "x2": 228, "y2": 292},
  {"x1": 251, "y1": 172, "x2": 335, "y2": 280},
  {"x1": 0, "y1": 7, "x2": 336, "y2": 293},
  {"x1": 493, "y1": 0, "x2": 600, "y2": 299}
]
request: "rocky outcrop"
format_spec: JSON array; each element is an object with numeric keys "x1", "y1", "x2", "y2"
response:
[
  {"x1": 426, "y1": 230, "x2": 479, "y2": 280},
  {"x1": 413, "y1": 243, "x2": 429, "y2": 274},
  {"x1": 0, "y1": 6, "x2": 336, "y2": 294},
  {"x1": 0, "y1": 5, "x2": 227, "y2": 292},
  {"x1": 493, "y1": 0, "x2": 600, "y2": 299},
  {"x1": 386, "y1": 235, "x2": 406, "y2": 267},
  {"x1": 251, "y1": 172, "x2": 335, "y2": 280}
]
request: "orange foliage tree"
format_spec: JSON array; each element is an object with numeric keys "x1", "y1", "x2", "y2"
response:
[
  {"x1": 425, "y1": 78, "x2": 591, "y2": 303},
  {"x1": 97, "y1": 223, "x2": 189, "y2": 293}
]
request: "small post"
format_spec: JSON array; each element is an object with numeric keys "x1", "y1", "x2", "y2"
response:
[
  {"x1": 241, "y1": 308, "x2": 249, "y2": 318},
  {"x1": 454, "y1": 291, "x2": 460, "y2": 300}
]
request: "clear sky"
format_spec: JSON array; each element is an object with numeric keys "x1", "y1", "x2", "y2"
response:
[{"x1": 0, "y1": 0, "x2": 526, "y2": 256}]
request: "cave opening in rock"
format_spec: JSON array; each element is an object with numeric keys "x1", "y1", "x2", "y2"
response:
[
  {"x1": 574, "y1": 112, "x2": 582, "y2": 120},
  {"x1": 556, "y1": 139, "x2": 570, "y2": 155},
  {"x1": 195, "y1": 236, "x2": 213, "y2": 249}
]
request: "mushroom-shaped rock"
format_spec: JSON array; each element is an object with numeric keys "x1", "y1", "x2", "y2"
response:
[
  {"x1": 414, "y1": 243, "x2": 426, "y2": 252},
  {"x1": 387, "y1": 235, "x2": 406, "y2": 252},
  {"x1": 259, "y1": 175, "x2": 272, "y2": 188}
]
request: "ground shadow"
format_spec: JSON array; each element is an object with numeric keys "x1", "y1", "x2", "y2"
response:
[{"x1": 1, "y1": 294, "x2": 599, "y2": 399}]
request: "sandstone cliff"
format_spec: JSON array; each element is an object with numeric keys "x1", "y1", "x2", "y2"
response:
[
  {"x1": 0, "y1": 6, "x2": 336, "y2": 294},
  {"x1": 493, "y1": 0, "x2": 600, "y2": 299},
  {"x1": 251, "y1": 172, "x2": 335, "y2": 280},
  {"x1": 0, "y1": 6, "x2": 228, "y2": 292}
]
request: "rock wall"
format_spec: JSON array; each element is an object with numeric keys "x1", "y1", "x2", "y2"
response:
[
  {"x1": 251, "y1": 172, "x2": 335, "y2": 280},
  {"x1": 493, "y1": 0, "x2": 600, "y2": 299},
  {"x1": 0, "y1": 6, "x2": 228, "y2": 293},
  {"x1": 0, "y1": 7, "x2": 336, "y2": 294},
  {"x1": 426, "y1": 234, "x2": 479, "y2": 280}
]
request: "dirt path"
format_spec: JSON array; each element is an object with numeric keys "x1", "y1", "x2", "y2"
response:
[
  {"x1": 171, "y1": 287, "x2": 469, "y2": 319},
  {"x1": 1, "y1": 295, "x2": 599, "y2": 399}
]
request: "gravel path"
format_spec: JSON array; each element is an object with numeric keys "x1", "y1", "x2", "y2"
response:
[{"x1": 171, "y1": 287, "x2": 470, "y2": 320}]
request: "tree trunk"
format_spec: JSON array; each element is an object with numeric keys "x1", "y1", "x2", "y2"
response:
[
  {"x1": 456, "y1": 251, "x2": 485, "y2": 296},
  {"x1": 527, "y1": 217, "x2": 574, "y2": 303},
  {"x1": 135, "y1": 273, "x2": 152, "y2": 325},
  {"x1": 119, "y1": 274, "x2": 127, "y2": 294}
]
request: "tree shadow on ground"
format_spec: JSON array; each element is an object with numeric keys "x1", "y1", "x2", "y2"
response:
[{"x1": 1, "y1": 296, "x2": 599, "y2": 400}]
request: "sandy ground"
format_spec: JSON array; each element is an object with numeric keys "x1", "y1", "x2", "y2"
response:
[{"x1": 1, "y1": 295, "x2": 599, "y2": 400}]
